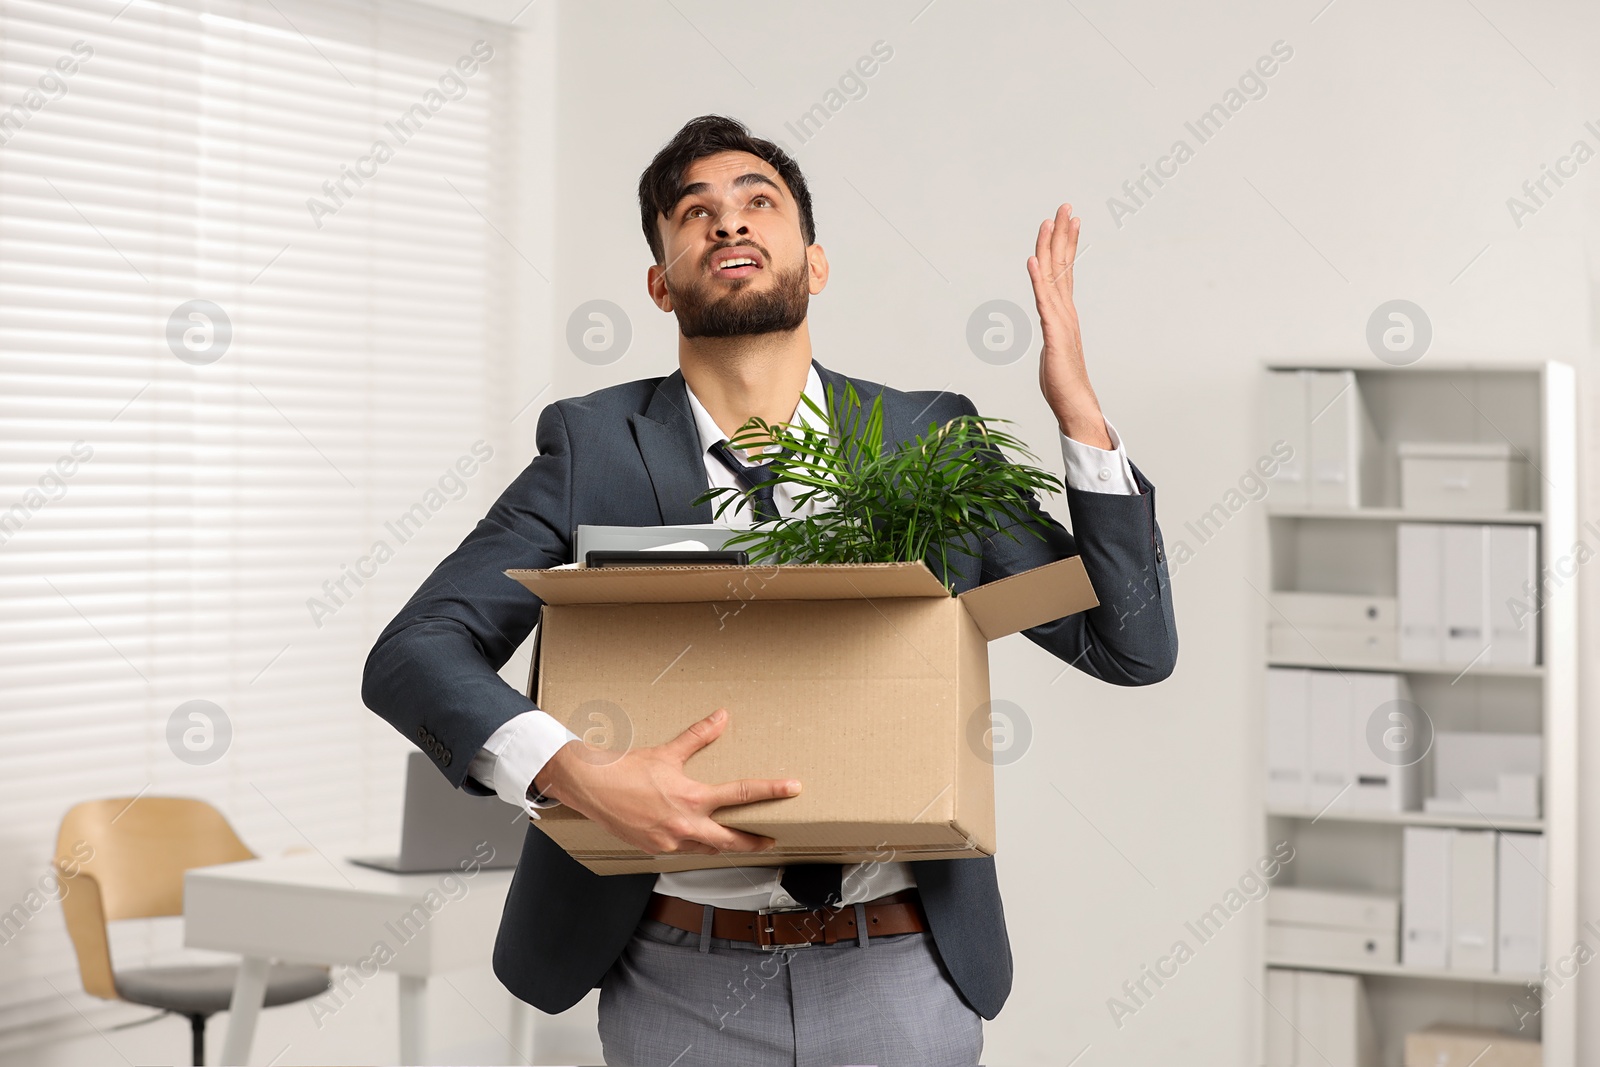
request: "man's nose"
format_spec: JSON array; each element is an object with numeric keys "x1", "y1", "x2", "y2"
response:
[{"x1": 714, "y1": 210, "x2": 749, "y2": 238}]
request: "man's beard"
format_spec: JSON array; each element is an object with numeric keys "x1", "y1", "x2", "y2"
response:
[{"x1": 667, "y1": 256, "x2": 810, "y2": 339}]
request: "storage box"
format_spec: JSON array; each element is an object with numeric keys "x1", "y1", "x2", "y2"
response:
[
  {"x1": 1266, "y1": 886, "x2": 1399, "y2": 972},
  {"x1": 1267, "y1": 592, "x2": 1398, "y2": 664},
  {"x1": 1269, "y1": 624, "x2": 1397, "y2": 664},
  {"x1": 1270, "y1": 591, "x2": 1397, "y2": 629},
  {"x1": 1403, "y1": 1025, "x2": 1541, "y2": 1067},
  {"x1": 1268, "y1": 887, "x2": 1399, "y2": 933},
  {"x1": 1423, "y1": 732, "x2": 1543, "y2": 818},
  {"x1": 506, "y1": 556, "x2": 1098, "y2": 875},
  {"x1": 1267, "y1": 923, "x2": 1398, "y2": 967},
  {"x1": 1399, "y1": 441, "x2": 1526, "y2": 514}
]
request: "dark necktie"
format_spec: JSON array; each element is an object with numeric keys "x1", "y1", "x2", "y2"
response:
[
  {"x1": 707, "y1": 438, "x2": 780, "y2": 523},
  {"x1": 707, "y1": 438, "x2": 843, "y2": 909}
]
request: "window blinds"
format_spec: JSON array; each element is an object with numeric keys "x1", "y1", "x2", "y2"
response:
[{"x1": 0, "y1": 0, "x2": 516, "y2": 1038}]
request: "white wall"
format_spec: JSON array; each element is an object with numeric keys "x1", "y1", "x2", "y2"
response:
[{"x1": 547, "y1": 1, "x2": 1598, "y2": 1063}]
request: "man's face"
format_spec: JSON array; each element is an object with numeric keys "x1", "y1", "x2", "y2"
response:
[{"x1": 648, "y1": 150, "x2": 826, "y2": 339}]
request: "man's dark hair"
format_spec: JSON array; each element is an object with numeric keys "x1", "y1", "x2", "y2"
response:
[{"x1": 638, "y1": 114, "x2": 816, "y2": 265}]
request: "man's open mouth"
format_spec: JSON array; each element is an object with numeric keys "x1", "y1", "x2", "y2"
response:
[{"x1": 710, "y1": 247, "x2": 764, "y2": 279}]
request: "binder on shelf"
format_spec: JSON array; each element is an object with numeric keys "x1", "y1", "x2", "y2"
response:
[
  {"x1": 1266, "y1": 370, "x2": 1378, "y2": 511},
  {"x1": 1308, "y1": 370, "x2": 1380, "y2": 510},
  {"x1": 1270, "y1": 667, "x2": 1417, "y2": 814},
  {"x1": 1487, "y1": 525, "x2": 1538, "y2": 666},
  {"x1": 1264, "y1": 968, "x2": 1297, "y2": 1067},
  {"x1": 1294, "y1": 969, "x2": 1379, "y2": 1067},
  {"x1": 1402, "y1": 826, "x2": 1452, "y2": 969},
  {"x1": 1497, "y1": 832, "x2": 1545, "y2": 976},
  {"x1": 1398, "y1": 524, "x2": 1444, "y2": 662},
  {"x1": 1398, "y1": 522, "x2": 1540, "y2": 667},
  {"x1": 1308, "y1": 670, "x2": 1352, "y2": 810},
  {"x1": 1347, "y1": 672, "x2": 1419, "y2": 811},
  {"x1": 1441, "y1": 525, "x2": 1487, "y2": 663},
  {"x1": 1266, "y1": 668, "x2": 1311, "y2": 809},
  {"x1": 1267, "y1": 370, "x2": 1311, "y2": 508},
  {"x1": 1264, "y1": 968, "x2": 1380, "y2": 1067},
  {"x1": 1449, "y1": 829, "x2": 1497, "y2": 972}
]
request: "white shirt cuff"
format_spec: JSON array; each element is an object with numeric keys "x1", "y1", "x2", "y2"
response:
[
  {"x1": 1059, "y1": 416, "x2": 1139, "y2": 495},
  {"x1": 466, "y1": 709, "x2": 581, "y2": 821}
]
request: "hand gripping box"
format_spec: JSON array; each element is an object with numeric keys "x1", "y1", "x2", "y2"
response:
[{"x1": 505, "y1": 556, "x2": 1098, "y2": 875}]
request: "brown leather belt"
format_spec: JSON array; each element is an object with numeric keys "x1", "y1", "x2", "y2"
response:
[{"x1": 644, "y1": 889, "x2": 927, "y2": 949}]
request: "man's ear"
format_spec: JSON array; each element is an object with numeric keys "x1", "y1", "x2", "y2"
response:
[
  {"x1": 647, "y1": 261, "x2": 673, "y2": 312},
  {"x1": 806, "y1": 244, "x2": 829, "y2": 295}
]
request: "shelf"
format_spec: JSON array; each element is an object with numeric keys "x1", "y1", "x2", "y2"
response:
[
  {"x1": 1266, "y1": 506, "x2": 1543, "y2": 525},
  {"x1": 1266, "y1": 955, "x2": 1538, "y2": 986},
  {"x1": 1265, "y1": 657, "x2": 1544, "y2": 679},
  {"x1": 1263, "y1": 358, "x2": 1549, "y2": 374},
  {"x1": 1266, "y1": 807, "x2": 1544, "y2": 832}
]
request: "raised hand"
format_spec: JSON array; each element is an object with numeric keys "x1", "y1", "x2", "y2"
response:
[{"x1": 1026, "y1": 202, "x2": 1110, "y2": 449}]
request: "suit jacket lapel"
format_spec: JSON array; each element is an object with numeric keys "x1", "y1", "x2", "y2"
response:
[{"x1": 629, "y1": 368, "x2": 714, "y2": 526}]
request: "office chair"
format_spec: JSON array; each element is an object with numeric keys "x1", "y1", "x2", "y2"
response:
[{"x1": 55, "y1": 797, "x2": 331, "y2": 1066}]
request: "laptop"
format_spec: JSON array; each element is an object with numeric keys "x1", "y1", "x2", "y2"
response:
[
  {"x1": 572, "y1": 523, "x2": 742, "y2": 562},
  {"x1": 348, "y1": 751, "x2": 526, "y2": 873}
]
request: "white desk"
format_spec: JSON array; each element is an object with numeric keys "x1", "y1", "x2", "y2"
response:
[{"x1": 184, "y1": 853, "x2": 514, "y2": 1065}]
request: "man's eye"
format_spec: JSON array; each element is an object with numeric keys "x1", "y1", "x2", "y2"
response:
[{"x1": 685, "y1": 196, "x2": 772, "y2": 220}]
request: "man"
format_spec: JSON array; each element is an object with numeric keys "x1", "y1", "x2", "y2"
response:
[{"x1": 362, "y1": 114, "x2": 1177, "y2": 1067}]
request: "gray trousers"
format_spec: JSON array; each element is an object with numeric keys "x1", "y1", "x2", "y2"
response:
[{"x1": 597, "y1": 913, "x2": 985, "y2": 1067}]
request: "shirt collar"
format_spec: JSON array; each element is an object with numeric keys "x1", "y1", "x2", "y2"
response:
[{"x1": 683, "y1": 362, "x2": 827, "y2": 458}]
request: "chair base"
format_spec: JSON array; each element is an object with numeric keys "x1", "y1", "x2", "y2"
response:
[{"x1": 187, "y1": 1013, "x2": 206, "y2": 1067}]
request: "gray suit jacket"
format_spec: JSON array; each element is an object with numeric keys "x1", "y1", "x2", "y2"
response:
[{"x1": 361, "y1": 358, "x2": 1177, "y2": 1020}]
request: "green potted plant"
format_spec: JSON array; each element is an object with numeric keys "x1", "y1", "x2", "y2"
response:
[{"x1": 690, "y1": 380, "x2": 1064, "y2": 592}]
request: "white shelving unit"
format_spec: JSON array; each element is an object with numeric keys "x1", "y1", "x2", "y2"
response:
[
  {"x1": 1265, "y1": 807, "x2": 1545, "y2": 833},
  {"x1": 1266, "y1": 657, "x2": 1545, "y2": 679},
  {"x1": 1275, "y1": 958, "x2": 1540, "y2": 987},
  {"x1": 1257, "y1": 360, "x2": 1577, "y2": 1066}
]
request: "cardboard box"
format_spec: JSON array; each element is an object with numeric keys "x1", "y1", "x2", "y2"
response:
[
  {"x1": 1403, "y1": 1025, "x2": 1540, "y2": 1067},
  {"x1": 506, "y1": 556, "x2": 1098, "y2": 874}
]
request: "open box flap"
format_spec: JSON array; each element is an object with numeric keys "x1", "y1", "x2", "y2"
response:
[
  {"x1": 506, "y1": 559, "x2": 952, "y2": 605},
  {"x1": 955, "y1": 555, "x2": 1099, "y2": 640}
]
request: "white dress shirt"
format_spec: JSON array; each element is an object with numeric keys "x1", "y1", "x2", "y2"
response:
[{"x1": 467, "y1": 365, "x2": 1139, "y2": 909}]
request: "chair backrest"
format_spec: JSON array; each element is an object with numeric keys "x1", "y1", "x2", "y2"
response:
[{"x1": 54, "y1": 797, "x2": 255, "y2": 999}]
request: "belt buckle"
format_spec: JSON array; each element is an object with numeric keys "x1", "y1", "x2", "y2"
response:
[{"x1": 754, "y1": 903, "x2": 820, "y2": 951}]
